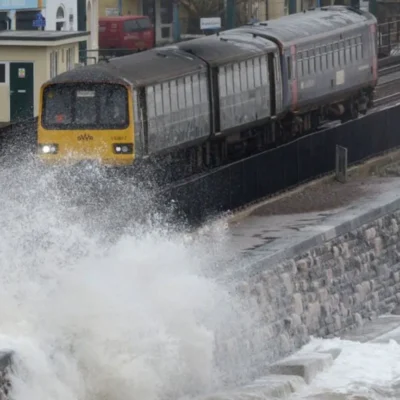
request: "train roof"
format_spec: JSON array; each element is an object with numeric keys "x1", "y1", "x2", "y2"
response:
[
  {"x1": 47, "y1": 47, "x2": 207, "y2": 87},
  {"x1": 233, "y1": 6, "x2": 376, "y2": 45},
  {"x1": 176, "y1": 32, "x2": 277, "y2": 66}
]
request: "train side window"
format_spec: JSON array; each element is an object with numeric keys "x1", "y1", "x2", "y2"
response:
[
  {"x1": 233, "y1": 63, "x2": 241, "y2": 93},
  {"x1": 170, "y1": 80, "x2": 178, "y2": 112},
  {"x1": 218, "y1": 67, "x2": 227, "y2": 97},
  {"x1": 225, "y1": 65, "x2": 234, "y2": 95},
  {"x1": 345, "y1": 39, "x2": 351, "y2": 63},
  {"x1": 328, "y1": 44, "x2": 333, "y2": 69},
  {"x1": 339, "y1": 41, "x2": 345, "y2": 65},
  {"x1": 177, "y1": 78, "x2": 186, "y2": 110},
  {"x1": 185, "y1": 76, "x2": 193, "y2": 107},
  {"x1": 247, "y1": 59, "x2": 255, "y2": 89},
  {"x1": 162, "y1": 82, "x2": 170, "y2": 114},
  {"x1": 260, "y1": 56, "x2": 268, "y2": 84},
  {"x1": 333, "y1": 43, "x2": 338, "y2": 68},
  {"x1": 309, "y1": 49, "x2": 315, "y2": 74},
  {"x1": 320, "y1": 47, "x2": 325, "y2": 71},
  {"x1": 275, "y1": 55, "x2": 281, "y2": 83},
  {"x1": 325, "y1": 45, "x2": 329, "y2": 69},
  {"x1": 357, "y1": 36, "x2": 363, "y2": 59},
  {"x1": 199, "y1": 73, "x2": 208, "y2": 103},
  {"x1": 146, "y1": 86, "x2": 155, "y2": 118},
  {"x1": 315, "y1": 47, "x2": 320, "y2": 73},
  {"x1": 154, "y1": 84, "x2": 163, "y2": 116},
  {"x1": 304, "y1": 51, "x2": 309, "y2": 75},
  {"x1": 254, "y1": 57, "x2": 261, "y2": 87},
  {"x1": 350, "y1": 38, "x2": 356, "y2": 61},
  {"x1": 192, "y1": 74, "x2": 201, "y2": 104},
  {"x1": 297, "y1": 52, "x2": 303, "y2": 77},
  {"x1": 240, "y1": 61, "x2": 248, "y2": 91}
]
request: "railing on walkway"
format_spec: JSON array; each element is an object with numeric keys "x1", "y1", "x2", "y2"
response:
[{"x1": 378, "y1": 18, "x2": 400, "y2": 57}]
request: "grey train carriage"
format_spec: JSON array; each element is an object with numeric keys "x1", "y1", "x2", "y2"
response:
[{"x1": 234, "y1": 5, "x2": 378, "y2": 135}]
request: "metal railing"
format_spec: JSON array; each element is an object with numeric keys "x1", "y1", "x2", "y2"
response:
[{"x1": 378, "y1": 18, "x2": 400, "y2": 57}]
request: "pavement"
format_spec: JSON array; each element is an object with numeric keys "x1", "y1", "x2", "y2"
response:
[{"x1": 221, "y1": 177, "x2": 400, "y2": 274}]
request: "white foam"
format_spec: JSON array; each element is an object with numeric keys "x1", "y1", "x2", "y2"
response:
[
  {"x1": 0, "y1": 159, "x2": 266, "y2": 400},
  {"x1": 290, "y1": 337, "x2": 400, "y2": 399}
]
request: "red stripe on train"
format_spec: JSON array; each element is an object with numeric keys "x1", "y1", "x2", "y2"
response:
[{"x1": 290, "y1": 44, "x2": 298, "y2": 110}]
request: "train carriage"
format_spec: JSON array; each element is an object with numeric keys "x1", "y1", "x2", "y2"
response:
[
  {"x1": 234, "y1": 6, "x2": 378, "y2": 132},
  {"x1": 177, "y1": 33, "x2": 282, "y2": 153},
  {"x1": 38, "y1": 47, "x2": 210, "y2": 167}
]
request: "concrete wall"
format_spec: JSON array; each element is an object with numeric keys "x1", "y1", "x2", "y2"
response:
[{"x1": 222, "y1": 185, "x2": 400, "y2": 368}]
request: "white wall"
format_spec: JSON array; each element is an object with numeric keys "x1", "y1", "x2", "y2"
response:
[
  {"x1": 86, "y1": 0, "x2": 99, "y2": 54},
  {"x1": 42, "y1": 0, "x2": 78, "y2": 31}
]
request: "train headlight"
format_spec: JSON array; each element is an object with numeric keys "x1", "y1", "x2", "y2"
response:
[
  {"x1": 39, "y1": 144, "x2": 58, "y2": 154},
  {"x1": 113, "y1": 143, "x2": 133, "y2": 154}
]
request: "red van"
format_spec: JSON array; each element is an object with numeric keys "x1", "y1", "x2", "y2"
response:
[{"x1": 99, "y1": 15, "x2": 155, "y2": 57}]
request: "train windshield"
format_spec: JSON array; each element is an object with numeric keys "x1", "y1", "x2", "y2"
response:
[{"x1": 41, "y1": 83, "x2": 129, "y2": 130}]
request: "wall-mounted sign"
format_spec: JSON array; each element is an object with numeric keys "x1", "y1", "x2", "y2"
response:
[
  {"x1": 105, "y1": 8, "x2": 119, "y2": 16},
  {"x1": 200, "y1": 17, "x2": 221, "y2": 31},
  {"x1": 18, "y1": 68, "x2": 25, "y2": 78},
  {"x1": 0, "y1": 0, "x2": 40, "y2": 11}
]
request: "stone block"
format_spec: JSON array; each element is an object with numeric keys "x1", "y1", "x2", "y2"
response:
[
  {"x1": 198, "y1": 374, "x2": 305, "y2": 400},
  {"x1": 268, "y1": 352, "x2": 333, "y2": 384}
]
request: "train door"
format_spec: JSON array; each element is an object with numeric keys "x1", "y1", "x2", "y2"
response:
[
  {"x1": 370, "y1": 23, "x2": 378, "y2": 84},
  {"x1": 267, "y1": 53, "x2": 276, "y2": 116}
]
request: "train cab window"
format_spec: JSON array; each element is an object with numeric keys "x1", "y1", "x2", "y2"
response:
[
  {"x1": 247, "y1": 59, "x2": 255, "y2": 89},
  {"x1": 185, "y1": 76, "x2": 193, "y2": 107},
  {"x1": 225, "y1": 65, "x2": 234, "y2": 95},
  {"x1": 233, "y1": 63, "x2": 241, "y2": 93},
  {"x1": 177, "y1": 78, "x2": 186, "y2": 110},
  {"x1": 162, "y1": 82, "x2": 170, "y2": 114},
  {"x1": 287, "y1": 56, "x2": 291, "y2": 80},
  {"x1": 192, "y1": 74, "x2": 201, "y2": 104},
  {"x1": 42, "y1": 84, "x2": 128, "y2": 130},
  {"x1": 297, "y1": 52, "x2": 303, "y2": 77},
  {"x1": 254, "y1": 58, "x2": 261, "y2": 87},
  {"x1": 345, "y1": 39, "x2": 351, "y2": 63},
  {"x1": 170, "y1": 80, "x2": 178, "y2": 112},
  {"x1": 260, "y1": 56, "x2": 268, "y2": 85},
  {"x1": 99, "y1": 86, "x2": 128, "y2": 126}
]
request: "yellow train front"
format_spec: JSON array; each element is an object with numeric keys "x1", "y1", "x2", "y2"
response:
[
  {"x1": 37, "y1": 64, "x2": 135, "y2": 167},
  {"x1": 37, "y1": 47, "x2": 211, "y2": 179}
]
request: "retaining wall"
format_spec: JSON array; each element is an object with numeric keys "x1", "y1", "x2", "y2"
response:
[{"x1": 217, "y1": 179, "x2": 400, "y2": 375}]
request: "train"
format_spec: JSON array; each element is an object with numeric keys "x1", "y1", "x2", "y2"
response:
[{"x1": 37, "y1": 6, "x2": 378, "y2": 177}]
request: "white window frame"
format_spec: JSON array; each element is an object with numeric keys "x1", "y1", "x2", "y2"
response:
[{"x1": 50, "y1": 51, "x2": 58, "y2": 78}]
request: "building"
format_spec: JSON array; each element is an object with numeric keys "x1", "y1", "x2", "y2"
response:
[
  {"x1": 42, "y1": 1, "x2": 78, "y2": 31},
  {"x1": 0, "y1": 30, "x2": 89, "y2": 124}
]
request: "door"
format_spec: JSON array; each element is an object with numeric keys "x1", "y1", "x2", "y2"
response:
[{"x1": 10, "y1": 62, "x2": 34, "y2": 122}]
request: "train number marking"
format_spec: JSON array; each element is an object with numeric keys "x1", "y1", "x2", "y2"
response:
[{"x1": 111, "y1": 136, "x2": 128, "y2": 141}]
